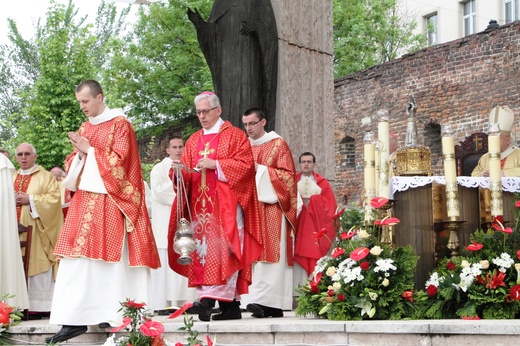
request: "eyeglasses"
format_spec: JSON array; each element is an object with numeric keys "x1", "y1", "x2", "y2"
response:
[
  {"x1": 300, "y1": 160, "x2": 314, "y2": 164},
  {"x1": 196, "y1": 106, "x2": 218, "y2": 116},
  {"x1": 16, "y1": 152, "x2": 34, "y2": 157},
  {"x1": 243, "y1": 120, "x2": 261, "y2": 128}
]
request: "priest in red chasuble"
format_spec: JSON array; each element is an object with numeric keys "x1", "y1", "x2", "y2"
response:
[
  {"x1": 239, "y1": 108, "x2": 297, "y2": 319},
  {"x1": 168, "y1": 92, "x2": 262, "y2": 321},
  {"x1": 46, "y1": 80, "x2": 160, "y2": 344},
  {"x1": 13, "y1": 143, "x2": 62, "y2": 316},
  {"x1": 294, "y1": 152, "x2": 338, "y2": 282}
]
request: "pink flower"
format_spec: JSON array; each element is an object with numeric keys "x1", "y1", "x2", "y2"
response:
[
  {"x1": 491, "y1": 216, "x2": 512, "y2": 233},
  {"x1": 381, "y1": 217, "x2": 400, "y2": 226},
  {"x1": 401, "y1": 290, "x2": 414, "y2": 302},
  {"x1": 370, "y1": 197, "x2": 389, "y2": 209},
  {"x1": 465, "y1": 242, "x2": 484, "y2": 251},
  {"x1": 515, "y1": 200, "x2": 520, "y2": 208},
  {"x1": 350, "y1": 247, "x2": 369, "y2": 261},
  {"x1": 140, "y1": 319, "x2": 164, "y2": 337},
  {"x1": 207, "y1": 335, "x2": 214, "y2": 346},
  {"x1": 462, "y1": 316, "x2": 480, "y2": 320},
  {"x1": 517, "y1": 249, "x2": 520, "y2": 260},
  {"x1": 168, "y1": 301, "x2": 194, "y2": 319},
  {"x1": 109, "y1": 317, "x2": 132, "y2": 332},
  {"x1": 331, "y1": 247, "x2": 346, "y2": 258}
]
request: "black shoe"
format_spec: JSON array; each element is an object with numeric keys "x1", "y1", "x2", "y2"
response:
[
  {"x1": 98, "y1": 322, "x2": 111, "y2": 329},
  {"x1": 44, "y1": 325, "x2": 88, "y2": 344},
  {"x1": 157, "y1": 309, "x2": 176, "y2": 316},
  {"x1": 194, "y1": 298, "x2": 215, "y2": 322},
  {"x1": 212, "y1": 308, "x2": 242, "y2": 320},
  {"x1": 212, "y1": 301, "x2": 242, "y2": 321},
  {"x1": 246, "y1": 303, "x2": 283, "y2": 318}
]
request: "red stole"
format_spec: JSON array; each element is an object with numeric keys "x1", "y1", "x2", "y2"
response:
[{"x1": 14, "y1": 174, "x2": 33, "y2": 220}]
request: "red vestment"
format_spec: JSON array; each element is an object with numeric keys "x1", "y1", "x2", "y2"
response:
[
  {"x1": 168, "y1": 121, "x2": 262, "y2": 295},
  {"x1": 54, "y1": 116, "x2": 160, "y2": 269},
  {"x1": 294, "y1": 171, "x2": 337, "y2": 275},
  {"x1": 250, "y1": 137, "x2": 297, "y2": 264}
]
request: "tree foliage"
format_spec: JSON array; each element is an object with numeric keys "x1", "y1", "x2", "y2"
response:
[
  {"x1": 333, "y1": 0, "x2": 426, "y2": 78},
  {"x1": 104, "y1": 0, "x2": 213, "y2": 132},
  {"x1": 0, "y1": 0, "x2": 129, "y2": 169}
]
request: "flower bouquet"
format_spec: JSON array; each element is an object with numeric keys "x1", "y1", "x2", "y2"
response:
[
  {"x1": 0, "y1": 294, "x2": 24, "y2": 344},
  {"x1": 104, "y1": 299, "x2": 214, "y2": 346},
  {"x1": 295, "y1": 197, "x2": 418, "y2": 320},
  {"x1": 414, "y1": 214, "x2": 520, "y2": 319}
]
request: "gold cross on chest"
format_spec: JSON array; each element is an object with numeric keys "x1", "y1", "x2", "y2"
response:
[
  {"x1": 199, "y1": 142, "x2": 215, "y2": 158},
  {"x1": 198, "y1": 142, "x2": 215, "y2": 187}
]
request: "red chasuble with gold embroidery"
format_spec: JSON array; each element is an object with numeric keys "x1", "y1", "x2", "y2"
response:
[
  {"x1": 168, "y1": 121, "x2": 262, "y2": 295},
  {"x1": 250, "y1": 137, "x2": 297, "y2": 264},
  {"x1": 54, "y1": 116, "x2": 160, "y2": 269},
  {"x1": 294, "y1": 171, "x2": 337, "y2": 275}
]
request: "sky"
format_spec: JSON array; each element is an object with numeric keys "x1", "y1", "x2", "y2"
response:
[{"x1": 0, "y1": 0, "x2": 139, "y2": 44}]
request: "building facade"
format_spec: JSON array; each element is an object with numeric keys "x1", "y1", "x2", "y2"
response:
[{"x1": 402, "y1": 0, "x2": 519, "y2": 46}]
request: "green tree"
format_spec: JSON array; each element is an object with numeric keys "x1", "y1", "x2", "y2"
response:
[
  {"x1": 333, "y1": 0, "x2": 426, "y2": 78},
  {"x1": 104, "y1": 0, "x2": 213, "y2": 133},
  {"x1": 1, "y1": 0, "x2": 129, "y2": 168}
]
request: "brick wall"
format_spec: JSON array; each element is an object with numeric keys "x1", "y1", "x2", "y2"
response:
[{"x1": 334, "y1": 22, "x2": 520, "y2": 206}]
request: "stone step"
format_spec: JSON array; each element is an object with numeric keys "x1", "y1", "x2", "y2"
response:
[{"x1": 6, "y1": 311, "x2": 520, "y2": 345}]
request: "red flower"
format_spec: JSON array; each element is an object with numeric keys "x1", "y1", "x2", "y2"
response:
[
  {"x1": 123, "y1": 300, "x2": 146, "y2": 309},
  {"x1": 516, "y1": 200, "x2": 520, "y2": 208},
  {"x1": 446, "y1": 261, "x2": 456, "y2": 270},
  {"x1": 151, "y1": 336, "x2": 165, "y2": 346},
  {"x1": 312, "y1": 228, "x2": 328, "y2": 239},
  {"x1": 333, "y1": 207, "x2": 346, "y2": 219},
  {"x1": 486, "y1": 271, "x2": 506, "y2": 290},
  {"x1": 340, "y1": 229, "x2": 357, "y2": 240},
  {"x1": 331, "y1": 247, "x2": 346, "y2": 258},
  {"x1": 507, "y1": 285, "x2": 520, "y2": 301},
  {"x1": 461, "y1": 316, "x2": 480, "y2": 320},
  {"x1": 337, "y1": 294, "x2": 346, "y2": 301},
  {"x1": 206, "y1": 335, "x2": 214, "y2": 346},
  {"x1": 168, "y1": 301, "x2": 194, "y2": 319},
  {"x1": 370, "y1": 197, "x2": 389, "y2": 209},
  {"x1": 175, "y1": 343, "x2": 183, "y2": 346},
  {"x1": 491, "y1": 215, "x2": 512, "y2": 233},
  {"x1": 517, "y1": 249, "x2": 520, "y2": 260},
  {"x1": 426, "y1": 285, "x2": 438, "y2": 297},
  {"x1": 381, "y1": 217, "x2": 400, "y2": 226},
  {"x1": 350, "y1": 247, "x2": 370, "y2": 261},
  {"x1": 0, "y1": 302, "x2": 14, "y2": 325},
  {"x1": 309, "y1": 272, "x2": 322, "y2": 293},
  {"x1": 327, "y1": 290, "x2": 335, "y2": 297},
  {"x1": 465, "y1": 242, "x2": 484, "y2": 251},
  {"x1": 401, "y1": 290, "x2": 414, "y2": 302},
  {"x1": 140, "y1": 319, "x2": 164, "y2": 337},
  {"x1": 109, "y1": 317, "x2": 132, "y2": 332},
  {"x1": 360, "y1": 261, "x2": 370, "y2": 271}
]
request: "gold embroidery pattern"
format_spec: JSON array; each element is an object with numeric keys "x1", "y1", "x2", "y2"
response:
[{"x1": 72, "y1": 193, "x2": 98, "y2": 256}]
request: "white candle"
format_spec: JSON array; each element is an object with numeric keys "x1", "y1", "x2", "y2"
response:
[
  {"x1": 488, "y1": 134, "x2": 503, "y2": 216},
  {"x1": 378, "y1": 120, "x2": 390, "y2": 198},
  {"x1": 441, "y1": 135, "x2": 459, "y2": 218}
]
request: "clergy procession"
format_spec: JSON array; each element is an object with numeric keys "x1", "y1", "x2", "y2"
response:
[{"x1": 0, "y1": 81, "x2": 339, "y2": 344}]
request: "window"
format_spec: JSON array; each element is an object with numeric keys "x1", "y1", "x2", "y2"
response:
[
  {"x1": 463, "y1": 0, "x2": 476, "y2": 36},
  {"x1": 426, "y1": 13, "x2": 438, "y2": 46},
  {"x1": 505, "y1": 0, "x2": 519, "y2": 23}
]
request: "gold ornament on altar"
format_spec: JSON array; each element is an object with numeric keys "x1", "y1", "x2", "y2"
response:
[{"x1": 395, "y1": 95, "x2": 432, "y2": 176}]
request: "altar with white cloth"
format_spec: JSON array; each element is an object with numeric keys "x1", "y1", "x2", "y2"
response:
[{"x1": 391, "y1": 176, "x2": 520, "y2": 288}]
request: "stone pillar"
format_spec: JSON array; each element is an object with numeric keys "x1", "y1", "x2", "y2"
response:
[{"x1": 271, "y1": 0, "x2": 334, "y2": 180}]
